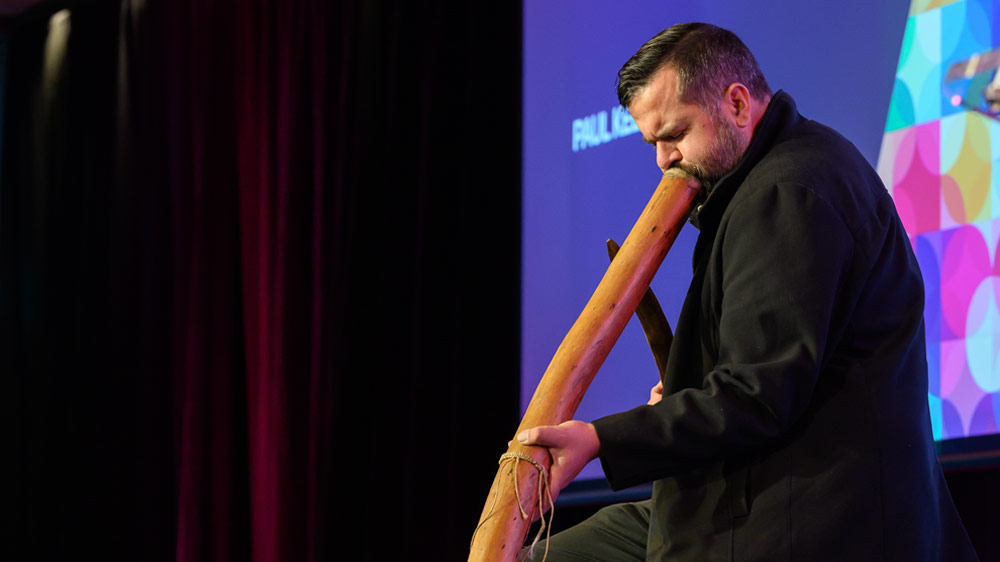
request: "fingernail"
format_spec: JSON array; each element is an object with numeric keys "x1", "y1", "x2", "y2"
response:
[{"x1": 517, "y1": 431, "x2": 528, "y2": 443}]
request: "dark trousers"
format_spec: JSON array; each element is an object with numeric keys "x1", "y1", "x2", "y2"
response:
[{"x1": 521, "y1": 500, "x2": 651, "y2": 561}]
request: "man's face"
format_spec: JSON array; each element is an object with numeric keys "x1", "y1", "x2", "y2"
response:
[{"x1": 629, "y1": 66, "x2": 750, "y2": 190}]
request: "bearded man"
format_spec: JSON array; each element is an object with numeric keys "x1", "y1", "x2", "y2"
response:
[{"x1": 518, "y1": 23, "x2": 978, "y2": 562}]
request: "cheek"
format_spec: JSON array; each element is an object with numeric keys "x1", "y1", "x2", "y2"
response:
[
  {"x1": 677, "y1": 140, "x2": 700, "y2": 163},
  {"x1": 680, "y1": 128, "x2": 716, "y2": 162}
]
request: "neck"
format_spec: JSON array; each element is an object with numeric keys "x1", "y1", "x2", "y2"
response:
[{"x1": 748, "y1": 95, "x2": 771, "y2": 138}]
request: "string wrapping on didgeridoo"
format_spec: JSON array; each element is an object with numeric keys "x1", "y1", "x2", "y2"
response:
[{"x1": 470, "y1": 451, "x2": 555, "y2": 562}]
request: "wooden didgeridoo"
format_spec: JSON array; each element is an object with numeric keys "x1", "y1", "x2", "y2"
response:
[{"x1": 469, "y1": 169, "x2": 702, "y2": 562}]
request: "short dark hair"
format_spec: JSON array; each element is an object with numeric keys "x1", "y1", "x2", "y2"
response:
[{"x1": 616, "y1": 23, "x2": 771, "y2": 110}]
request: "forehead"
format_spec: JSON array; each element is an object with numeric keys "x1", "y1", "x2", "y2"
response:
[
  {"x1": 629, "y1": 66, "x2": 703, "y2": 138},
  {"x1": 630, "y1": 65, "x2": 683, "y2": 114}
]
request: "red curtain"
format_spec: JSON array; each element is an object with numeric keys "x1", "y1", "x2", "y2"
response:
[
  {"x1": 232, "y1": 2, "x2": 329, "y2": 561},
  {"x1": 3, "y1": 1, "x2": 520, "y2": 561},
  {"x1": 160, "y1": 1, "x2": 332, "y2": 561}
]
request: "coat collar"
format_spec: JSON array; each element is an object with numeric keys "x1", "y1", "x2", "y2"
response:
[
  {"x1": 688, "y1": 90, "x2": 802, "y2": 233},
  {"x1": 686, "y1": 90, "x2": 802, "y2": 270}
]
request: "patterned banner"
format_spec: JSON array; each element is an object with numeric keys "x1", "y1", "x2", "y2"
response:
[{"x1": 879, "y1": 0, "x2": 1000, "y2": 439}]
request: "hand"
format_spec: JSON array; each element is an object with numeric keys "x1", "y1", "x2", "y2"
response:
[
  {"x1": 648, "y1": 380, "x2": 664, "y2": 405},
  {"x1": 516, "y1": 420, "x2": 600, "y2": 497}
]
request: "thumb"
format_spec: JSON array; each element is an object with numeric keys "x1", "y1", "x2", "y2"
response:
[{"x1": 516, "y1": 426, "x2": 552, "y2": 447}]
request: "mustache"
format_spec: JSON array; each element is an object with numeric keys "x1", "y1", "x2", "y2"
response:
[
  {"x1": 674, "y1": 162, "x2": 715, "y2": 193},
  {"x1": 675, "y1": 161, "x2": 706, "y2": 180}
]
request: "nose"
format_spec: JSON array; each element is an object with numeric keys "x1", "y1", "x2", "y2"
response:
[{"x1": 656, "y1": 143, "x2": 681, "y2": 173}]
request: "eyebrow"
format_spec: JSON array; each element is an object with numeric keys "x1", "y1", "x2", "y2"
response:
[{"x1": 643, "y1": 122, "x2": 684, "y2": 145}]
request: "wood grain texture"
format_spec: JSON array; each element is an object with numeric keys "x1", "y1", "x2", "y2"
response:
[{"x1": 469, "y1": 169, "x2": 701, "y2": 561}]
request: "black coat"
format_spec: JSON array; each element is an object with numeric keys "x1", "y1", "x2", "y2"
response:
[{"x1": 592, "y1": 91, "x2": 978, "y2": 562}]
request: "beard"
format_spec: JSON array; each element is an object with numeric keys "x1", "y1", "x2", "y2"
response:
[{"x1": 676, "y1": 111, "x2": 748, "y2": 194}]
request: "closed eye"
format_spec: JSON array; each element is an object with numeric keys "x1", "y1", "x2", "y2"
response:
[{"x1": 644, "y1": 129, "x2": 685, "y2": 145}]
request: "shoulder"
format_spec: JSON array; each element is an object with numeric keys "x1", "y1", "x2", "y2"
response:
[
  {"x1": 732, "y1": 119, "x2": 894, "y2": 250},
  {"x1": 748, "y1": 118, "x2": 873, "y2": 193}
]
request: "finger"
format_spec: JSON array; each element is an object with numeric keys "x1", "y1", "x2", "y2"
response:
[
  {"x1": 516, "y1": 427, "x2": 539, "y2": 445},
  {"x1": 548, "y1": 463, "x2": 569, "y2": 494},
  {"x1": 517, "y1": 426, "x2": 555, "y2": 446}
]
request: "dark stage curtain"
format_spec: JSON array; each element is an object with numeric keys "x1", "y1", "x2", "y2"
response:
[{"x1": 2, "y1": 1, "x2": 521, "y2": 561}]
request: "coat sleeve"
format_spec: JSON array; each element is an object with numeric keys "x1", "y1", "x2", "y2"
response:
[{"x1": 592, "y1": 181, "x2": 858, "y2": 489}]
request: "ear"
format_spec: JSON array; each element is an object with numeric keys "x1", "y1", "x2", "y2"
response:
[{"x1": 723, "y1": 83, "x2": 752, "y2": 128}]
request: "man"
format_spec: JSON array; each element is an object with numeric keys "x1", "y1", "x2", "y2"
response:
[{"x1": 519, "y1": 23, "x2": 978, "y2": 561}]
